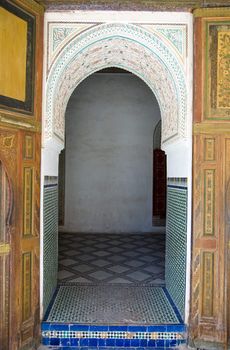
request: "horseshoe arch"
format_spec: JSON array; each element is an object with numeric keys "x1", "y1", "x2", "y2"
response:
[{"x1": 44, "y1": 23, "x2": 188, "y2": 147}]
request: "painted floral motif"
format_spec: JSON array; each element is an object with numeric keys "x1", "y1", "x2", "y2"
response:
[
  {"x1": 155, "y1": 27, "x2": 184, "y2": 55},
  {"x1": 217, "y1": 31, "x2": 230, "y2": 109},
  {"x1": 53, "y1": 28, "x2": 74, "y2": 51}
]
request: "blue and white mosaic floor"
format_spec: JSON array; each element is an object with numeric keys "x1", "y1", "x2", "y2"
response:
[
  {"x1": 42, "y1": 233, "x2": 186, "y2": 348},
  {"x1": 58, "y1": 233, "x2": 165, "y2": 285},
  {"x1": 45, "y1": 285, "x2": 181, "y2": 324},
  {"x1": 42, "y1": 287, "x2": 185, "y2": 349}
]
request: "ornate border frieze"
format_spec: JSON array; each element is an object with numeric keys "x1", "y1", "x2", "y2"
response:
[{"x1": 44, "y1": 21, "x2": 189, "y2": 146}]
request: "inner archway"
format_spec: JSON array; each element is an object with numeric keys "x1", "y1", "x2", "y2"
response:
[
  {"x1": 57, "y1": 67, "x2": 178, "y2": 318},
  {"x1": 62, "y1": 69, "x2": 162, "y2": 233}
]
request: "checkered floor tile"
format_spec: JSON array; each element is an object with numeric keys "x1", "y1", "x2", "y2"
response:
[
  {"x1": 46, "y1": 285, "x2": 180, "y2": 324},
  {"x1": 58, "y1": 233, "x2": 165, "y2": 285}
]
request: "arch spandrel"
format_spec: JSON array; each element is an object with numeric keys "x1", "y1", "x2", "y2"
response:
[{"x1": 45, "y1": 22, "x2": 187, "y2": 146}]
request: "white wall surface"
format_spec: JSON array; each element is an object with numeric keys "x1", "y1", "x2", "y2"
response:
[{"x1": 63, "y1": 73, "x2": 161, "y2": 233}]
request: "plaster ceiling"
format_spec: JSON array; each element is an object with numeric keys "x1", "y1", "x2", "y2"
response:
[{"x1": 35, "y1": 0, "x2": 230, "y2": 11}]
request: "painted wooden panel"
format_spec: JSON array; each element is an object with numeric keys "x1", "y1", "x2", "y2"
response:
[
  {"x1": 191, "y1": 133, "x2": 227, "y2": 346},
  {"x1": 203, "y1": 19, "x2": 230, "y2": 120},
  {"x1": 191, "y1": 9, "x2": 230, "y2": 349},
  {"x1": 0, "y1": 7, "x2": 27, "y2": 102},
  {"x1": 20, "y1": 132, "x2": 41, "y2": 349},
  {"x1": 202, "y1": 252, "x2": 214, "y2": 317},
  {"x1": 0, "y1": 0, "x2": 43, "y2": 349},
  {"x1": 225, "y1": 139, "x2": 230, "y2": 343},
  {"x1": 217, "y1": 31, "x2": 230, "y2": 110},
  {"x1": 22, "y1": 252, "x2": 32, "y2": 321},
  {"x1": 0, "y1": 160, "x2": 12, "y2": 350},
  {"x1": 0, "y1": 129, "x2": 18, "y2": 350},
  {"x1": 203, "y1": 169, "x2": 215, "y2": 236},
  {"x1": 0, "y1": 254, "x2": 10, "y2": 350},
  {"x1": 0, "y1": 1, "x2": 37, "y2": 114},
  {"x1": 24, "y1": 135, "x2": 34, "y2": 160},
  {"x1": 23, "y1": 167, "x2": 34, "y2": 236},
  {"x1": 204, "y1": 138, "x2": 215, "y2": 162}
]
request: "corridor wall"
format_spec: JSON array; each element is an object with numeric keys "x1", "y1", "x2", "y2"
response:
[{"x1": 63, "y1": 73, "x2": 161, "y2": 233}]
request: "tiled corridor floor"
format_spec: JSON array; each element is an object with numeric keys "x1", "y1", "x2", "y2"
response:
[
  {"x1": 45, "y1": 285, "x2": 181, "y2": 324},
  {"x1": 42, "y1": 232, "x2": 186, "y2": 347},
  {"x1": 58, "y1": 232, "x2": 165, "y2": 285}
]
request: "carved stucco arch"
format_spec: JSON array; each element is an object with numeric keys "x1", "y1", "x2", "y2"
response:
[{"x1": 45, "y1": 23, "x2": 187, "y2": 145}]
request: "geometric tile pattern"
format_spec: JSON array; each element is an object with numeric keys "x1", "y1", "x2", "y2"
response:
[
  {"x1": 42, "y1": 322, "x2": 186, "y2": 349},
  {"x1": 45, "y1": 285, "x2": 181, "y2": 324},
  {"x1": 43, "y1": 330, "x2": 184, "y2": 340},
  {"x1": 165, "y1": 180, "x2": 187, "y2": 319},
  {"x1": 58, "y1": 233, "x2": 165, "y2": 285},
  {"x1": 43, "y1": 178, "x2": 59, "y2": 315}
]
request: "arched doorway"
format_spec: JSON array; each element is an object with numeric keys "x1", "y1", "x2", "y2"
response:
[{"x1": 41, "y1": 19, "x2": 192, "y2": 348}]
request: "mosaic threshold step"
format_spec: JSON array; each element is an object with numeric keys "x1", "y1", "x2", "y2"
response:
[{"x1": 42, "y1": 285, "x2": 186, "y2": 348}]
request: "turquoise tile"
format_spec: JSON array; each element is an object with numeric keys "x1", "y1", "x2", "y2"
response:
[
  {"x1": 165, "y1": 181, "x2": 187, "y2": 319},
  {"x1": 43, "y1": 180, "x2": 58, "y2": 315}
]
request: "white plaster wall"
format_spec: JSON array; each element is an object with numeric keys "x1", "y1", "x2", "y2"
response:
[{"x1": 63, "y1": 73, "x2": 161, "y2": 233}]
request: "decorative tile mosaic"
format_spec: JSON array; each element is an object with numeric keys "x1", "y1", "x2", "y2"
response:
[
  {"x1": 43, "y1": 176, "x2": 59, "y2": 315},
  {"x1": 165, "y1": 178, "x2": 187, "y2": 319},
  {"x1": 41, "y1": 285, "x2": 186, "y2": 348},
  {"x1": 41, "y1": 325, "x2": 186, "y2": 349},
  {"x1": 45, "y1": 22, "x2": 188, "y2": 145},
  {"x1": 58, "y1": 233, "x2": 165, "y2": 285},
  {"x1": 43, "y1": 330, "x2": 184, "y2": 340},
  {"x1": 167, "y1": 177, "x2": 187, "y2": 188},
  {"x1": 44, "y1": 285, "x2": 181, "y2": 324}
]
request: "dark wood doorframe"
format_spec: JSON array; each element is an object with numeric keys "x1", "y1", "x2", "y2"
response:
[
  {"x1": 152, "y1": 149, "x2": 166, "y2": 223},
  {"x1": 58, "y1": 149, "x2": 65, "y2": 226}
]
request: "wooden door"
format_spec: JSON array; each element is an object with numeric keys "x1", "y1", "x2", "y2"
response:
[
  {"x1": 190, "y1": 8, "x2": 230, "y2": 349},
  {"x1": 0, "y1": 1, "x2": 43, "y2": 349},
  {"x1": 152, "y1": 149, "x2": 166, "y2": 219}
]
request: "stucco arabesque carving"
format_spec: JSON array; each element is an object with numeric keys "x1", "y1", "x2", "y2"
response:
[{"x1": 45, "y1": 22, "x2": 187, "y2": 146}]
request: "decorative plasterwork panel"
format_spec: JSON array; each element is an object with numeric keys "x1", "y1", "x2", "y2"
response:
[
  {"x1": 142, "y1": 24, "x2": 187, "y2": 63},
  {"x1": 47, "y1": 22, "x2": 97, "y2": 70},
  {"x1": 45, "y1": 22, "x2": 188, "y2": 145}
]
